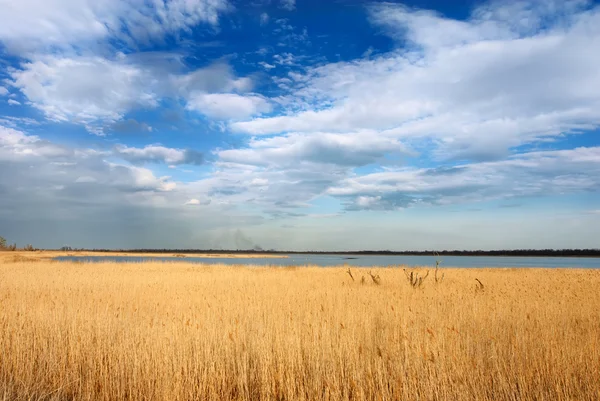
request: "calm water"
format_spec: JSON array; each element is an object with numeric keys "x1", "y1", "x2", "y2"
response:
[{"x1": 55, "y1": 254, "x2": 600, "y2": 268}]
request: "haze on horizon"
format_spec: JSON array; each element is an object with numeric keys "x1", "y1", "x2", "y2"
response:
[{"x1": 0, "y1": 0, "x2": 599, "y2": 251}]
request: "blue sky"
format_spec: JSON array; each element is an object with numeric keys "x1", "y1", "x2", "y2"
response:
[{"x1": 0, "y1": 0, "x2": 599, "y2": 250}]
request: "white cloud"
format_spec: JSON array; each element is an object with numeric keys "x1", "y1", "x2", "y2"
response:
[
  {"x1": 259, "y1": 62, "x2": 276, "y2": 70},
  {"x1": 260, "y1": 12, "x2": 270, "y2": 26},
  {"x1": 172, "y1": 62, "x2": 254, "y2": 97},
  {"x1": 75, "y1": 176, "x2": 97, "y2": 183},
  {"x1": 184, "y1": 198, "x2": 210, "y2": 206},
  {"x1": 327, "y1": 147, "x2": 600, "y2": 210},
  {"x1": 0, "y1": 126, "x2": 37, "y2": 147},
  {"x1": 250, "y1": 178, "x2": 269, "y2": 186},
  {"x1": 109, "y1": 119, "x2": 152, "y2": 134},
  {"x1": 189, "y1": 162, "x2": 340, "y2": 213},
  {"x1": 1, "y1": 129, "x2": 204, "y2": 167},
  {"x1": 8, "y1": 56, "x2": 257, "y2": 133},
  {"x1": 232, "y1": 1, "x2": 600, "y2": 161},
  {"x1": 218, "y1": 131, "x2": 409, "y2": 167},
  {"x1": 280, "y1": 0, "x2": 296, "y2": 11},
  {"x1": 0, "y1": 124, "x2": 270, "y2": 248},
  {"x1": 7, "y1": 99, "x2": 21, "y2": 106},
  {"x1": 368, "y1": 1, "x2": 590, "y2": 48},
  {"x1": 9, "y1": 56, "x2": 157, "y2": 130},
  {"x1": 273, "y1": 53, "x2": 295, "y2": 65},
  {"x1": 0, "y1": 125, "x2": 71, "y2": 159},
  {"x1": 191, "y1": 130, "x2": 413, "y2": 216},
  {"x1": 186, "y1": 93, "x2": 272, "y2": 120},
  {"x1": 0, "y1": 0, "x2": 231, "y2": 54},
  {"x1": 2, "y1": 0, "x2": 600, "y2": 249},
  {"x1": 355, "y1": 196, "x2": 382, "y2": 209},
  {"x1": 273, "y1": 20, "x2": 309, "y2": 47},
  {"x1": 0, "y1": 116, "x2": 41, "y2": 128},
  {"x1": 256, "y1": 47, "x2": 270, "y2": 56},
  {"x1": 206, "y1": 133, "x2": 600, "y2": 216},
  {"x1": 0, "y1": 124, "x2": 178, "y2": 195},
  {"x1": 51, "y1": 162, "x2": 77, "y2": 166},
  {"x1": 0, "y1": 87, "x2": 8, "y2": 96},
  {"x1": 126, "y1": 165, "x2": 177, "y2": 192},
  {"x1": 1, "y1": 0, "x2": 252, "y2": 134},
  {"x1": 113, "y1": 145, "x2": 204, "y2": 165}
]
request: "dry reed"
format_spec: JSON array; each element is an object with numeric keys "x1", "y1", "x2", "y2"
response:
[{"x1": 1, "y1": 259, "x2": 599, "y2": 400}]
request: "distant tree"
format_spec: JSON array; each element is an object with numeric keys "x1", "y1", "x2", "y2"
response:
[{"x1": 0, "y1": 236, "x2": 6, "y2": 250}]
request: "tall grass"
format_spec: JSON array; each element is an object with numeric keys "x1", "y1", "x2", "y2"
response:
[{"x1": 1, "y1": 259, "x2": 599, "y2": 400}]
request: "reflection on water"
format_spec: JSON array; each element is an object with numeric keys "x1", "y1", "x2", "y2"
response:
[{"x1": 54, "y1": 254, "x2": 600, "y2": 268}]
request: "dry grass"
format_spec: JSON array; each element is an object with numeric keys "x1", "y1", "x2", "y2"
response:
[{"x1": 1, "y1": 259, "x2": 599, "y2": 401}]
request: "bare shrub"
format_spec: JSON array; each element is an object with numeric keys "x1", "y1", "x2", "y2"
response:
[{"x1": 404, "y1": 268, "x2": 429, "y2": 289}]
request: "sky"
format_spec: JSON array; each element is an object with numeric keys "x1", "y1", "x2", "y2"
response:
[{"x1": 0, "y1": 0, "x2": 599, "y2": 251}]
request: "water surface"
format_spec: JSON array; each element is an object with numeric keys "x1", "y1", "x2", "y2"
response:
[{"x1": 55, "y1": 254, "x2": 600, "y2": 268}]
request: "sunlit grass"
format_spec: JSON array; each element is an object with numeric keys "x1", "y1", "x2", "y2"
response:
[{"x1": 1, "y1": 258, "x2": 599, "y2": 400}]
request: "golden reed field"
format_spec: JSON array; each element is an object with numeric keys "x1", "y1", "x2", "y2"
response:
[{"x1": 1, "y1": 253, "x2": 599, "y2": 400}]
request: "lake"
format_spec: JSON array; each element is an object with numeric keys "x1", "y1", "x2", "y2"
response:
[{"x1": 55, "y1": 254, "x2": 600, "y2": 268}]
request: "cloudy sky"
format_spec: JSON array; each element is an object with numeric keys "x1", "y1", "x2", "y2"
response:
[{"x1": 0, "y1": 0, "x2": 599, "y2": 250}]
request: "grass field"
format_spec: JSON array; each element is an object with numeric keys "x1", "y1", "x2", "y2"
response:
[{"x1": 1, "y1": 255, "x2": 599, "y2": 400}]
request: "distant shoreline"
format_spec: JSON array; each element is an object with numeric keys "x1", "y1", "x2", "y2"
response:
[
  {"x1": 50, "y1": 249, "x2": 600, "y2": 258},
  {"x1": 9, "y1": 251, "x2": 288, "y2": 260}
]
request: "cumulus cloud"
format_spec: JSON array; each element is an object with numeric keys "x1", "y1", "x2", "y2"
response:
[
  {"x1": 273, "y1": 53, "x2": 295, "y2": 66},
  {"x1": 172, "y1": 62, "x2": 254, "y2": 97},
  {"x1": 205, "y1": 143, "x2": 600, "y2": 216},
  {"x1": 184, "y1": 198, "x2": 211, "y2": 206},
  {"x1": 280, "y1": 0, "x2": 296, "y2": 11},
  {"x1": 211, "y1": 0, "x2": 600, "y2": 215},
  {"x1": 328, "y1": 147, "x2": 600, "y2": 210},
  {"x1": 109, "y1": 119, "x2": 152, "y2": 134},
  {"x1": 1, "y1": 0, "x2": 251, "y2": 135},
  {"x1": 259, "y1": 62, "x2": 276, "y2": 70},
  {"x1": 7, "y1": 99, "x2": 21, "y2": 106},
  {"x1": 194, "y1": 162, "x2": 345, "y2": 214},
  {"x1": 1, "y1": 126, "x2": 204, "y2": 169},
  {"x1": 0, "y1": 125, "x2": 72, "y2": 159},
  {"x1": 113, "y1": 145, "x2": 204, "y2": 165},
  {"x1": 75, "y1": 176, "x2": 97, "y2": 183},
  {"x1": 232, "y1": 0, "x2": 600, "y2": 161},
  {"x1": 208, "y1": 138, "x2": 600, "y2": 218},
  {"x1": 0, "y1": 116, "x2": 41, "y2": 129},
  {"x1": 8, "y1": 56, "x2": 157, "y2": 131},
  {"x1": 8, "y1": 56, "x2": 257, "y2": 133},
  {"x1": 0, "y1": 124, "x2": 270, "y2": 248},
  {"x1": 0, "y1": 0, "x2": 231, "y2": 54},
  {"x1": 218, "y1": 131, "x2": 409, "y2": 167},
  {"x1": 200, "y1": 130, "x2": 412, "y2": 215},
  {"x1": 2, "y1": 0, "x2": 600, "y2": 249},
  {"x1": 186, "y1": 93, "x2": 272, "y2": 120},
  {"x1": 123, "y1": 165, "x2": 177, "y2": 192},
  {"x1": 0, "y1": 125, "x2": 177, "y2": 195},
  {"x1": 260, "y1": 12, "x2": 270, "y2": 25}
]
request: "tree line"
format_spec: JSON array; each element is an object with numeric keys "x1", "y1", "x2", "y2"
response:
[
  {"x1": 2, "y1": 236, "x2": 599, "y2": 257},
  {"x1": 0, "y1": 236, "x2": 36, "y2": 251},
  {"x1": 80, "y1": 248, "x2": 600, "y2": 257}
]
